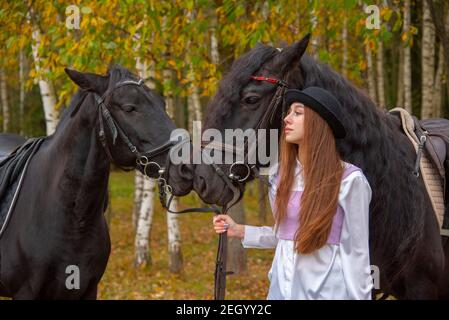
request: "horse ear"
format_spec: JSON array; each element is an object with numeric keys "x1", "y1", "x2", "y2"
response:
[
  {"x1": 64, "y1": 68, "x2": 109, "y2": 94},
  {"x1": 273, "y1": 34, "x2": 310, "y2": 75}
]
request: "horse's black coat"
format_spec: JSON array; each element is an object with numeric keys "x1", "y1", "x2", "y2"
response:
[
  {"x1": 192, "y1": 37, "x2": 449, "y2": 299},
  {"x1": 0, "y1": 65, "x2": 176, "y2": 299}
]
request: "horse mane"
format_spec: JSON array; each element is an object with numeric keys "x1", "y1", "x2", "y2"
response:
[
  {"x1": 298, "y1": 54, "x2": 427, "y2": 285},
  {"x1": 204, "y1": 44, "x2": 279, "y2": 128}
]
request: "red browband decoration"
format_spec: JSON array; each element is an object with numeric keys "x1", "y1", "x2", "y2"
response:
[{"x1": 250, "y1": 76, "x2": 288, "y2": 87}]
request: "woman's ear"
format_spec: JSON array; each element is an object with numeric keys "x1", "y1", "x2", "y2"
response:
[{"x1": 64, "y1": 68, "x2": 109, "y2": 95}]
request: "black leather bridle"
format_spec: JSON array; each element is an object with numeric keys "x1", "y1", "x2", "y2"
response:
[
  {"x1": 93, "y1": 78, "x2": 183, "y2": 179},
  {"x1": 201, "y1": 75, "x2": 289, "y2": 187}
]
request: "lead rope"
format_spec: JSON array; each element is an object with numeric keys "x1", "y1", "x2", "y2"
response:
[{"x1": 149, "y1": 146, "x2": 242, "y2": 300}]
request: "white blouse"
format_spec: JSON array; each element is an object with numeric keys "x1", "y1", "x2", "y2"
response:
[{"x1": 241, "y1": 160, "x2": 373, "y2": 300}]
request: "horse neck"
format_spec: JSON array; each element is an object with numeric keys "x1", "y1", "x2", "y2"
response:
[{"x1": 45, "y1": 94, "x2": 110, "y2": 223}]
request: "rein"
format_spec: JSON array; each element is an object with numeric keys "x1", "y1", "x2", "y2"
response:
[
  {"x1": 160, "y1": 75, "x2": 289, "y2": 300},
  {"x1": 97, "y1": 75, "x2": 288, "y2": 300}
]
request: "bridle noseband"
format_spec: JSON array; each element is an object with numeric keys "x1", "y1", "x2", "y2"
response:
[{"x1": 201, "y1": 75, "x2": 289, "y2": 189}]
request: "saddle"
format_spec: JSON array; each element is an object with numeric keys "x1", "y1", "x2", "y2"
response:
[
  {"x1": 0, "y1": 134, "x2": 26, "y2": 163},
  {"x1": 0, "y1": 138, "x2": 45, "y2": 238},
  {"x1": 389, "y1": 107, "x2": 449, "y2": 237}
]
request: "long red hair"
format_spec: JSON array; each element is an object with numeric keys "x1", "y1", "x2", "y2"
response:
[{"x1": 274, "y1": 107, "x2": 344, "y2": 254}]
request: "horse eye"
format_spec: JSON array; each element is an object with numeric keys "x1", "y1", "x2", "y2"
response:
[
  {"x1": 122, "y1": 104, "x2": 136, "y2": 113},
  {"x1": 243, "y1": 96, "x2": 260, "y2": 104}
]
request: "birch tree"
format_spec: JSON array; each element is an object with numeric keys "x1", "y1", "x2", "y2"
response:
[
  {"x1": 134, "y1": 47, "x2": 158, "y2": 267},
  {"x1": 163, "y1": 46, "x2": 183, "y2": 273},
  {"x1": 0, "y1": 68, "x2": 9, "y2": 132},
  {"x1": 403, "y1": 0, "x2": 413, "y2": 112},
  {"x1": 227, "y1": 200, "x2": 247, "y2": 275},
  {"x1": 376, "y1": 39, "x2": 386, "y2": 108},
  {"x1": 365, "y1": 42, "x2": 378, "y2": 104},
  {"x1": 164, "y1": 72, "x2": 184, "y2": 273},
  {"x1": 29, "y1": 10, "x2": 58, "y2": 135},
  {"x1": 19, "y1": 49, "x2": 26, "y2": 135},
  {"x1": 421, "y1": 0, "x2": 436, "y2": 119},
  {"x1": 134, "y1": 173, "x2": 156, "y2": 267}
]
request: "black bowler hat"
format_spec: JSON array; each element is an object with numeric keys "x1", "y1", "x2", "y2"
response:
[{"x1": 284, "y1": 87, "x2": 347, "y2": 139}]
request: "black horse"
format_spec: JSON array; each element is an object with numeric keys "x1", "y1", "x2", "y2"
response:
[
  {"x1": 190, "y1": 35, "x2": 449, "y2": 299},
  {"x1": 0, "y1": 66, "x2": 177, "y2": 299}
]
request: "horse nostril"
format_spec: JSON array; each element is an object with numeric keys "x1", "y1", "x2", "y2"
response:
[
  {"x1": 179, "y1": 164, "x2": 193, "y2": 180},
  {"x1": 195, "y1": 174, "x2": 208, "y2": 194}
]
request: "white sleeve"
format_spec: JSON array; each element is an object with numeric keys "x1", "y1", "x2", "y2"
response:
[
  {"x1": 240, "y1": 163, "x2": 279, "y2": 249},
  {"x1": 241, "y1": 225, "x2": 278, "y2": 249},
  {"x1": 339, "y1": 173, "x2": 373, "y2": 300}
]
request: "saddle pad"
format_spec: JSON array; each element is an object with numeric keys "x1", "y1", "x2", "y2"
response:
[
  {"x1": 0, "y1": 138, "x2": 45, "y2": 237},
  {"x1": 389, "y1": 107, "x2": 446, "y2": 234}
]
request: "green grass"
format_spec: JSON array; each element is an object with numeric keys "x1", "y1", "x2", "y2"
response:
[{"x1": 98, "y1": 171, "x2": 275, "y2": 299}]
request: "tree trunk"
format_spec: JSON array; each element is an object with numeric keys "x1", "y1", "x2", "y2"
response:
[
  {"x1": 0, "y1": 69, "x2": 9, "y2": 132},
  {"x1": 227, "y1": 200, "x2": 247, "y2": 275},
  {"x1": 210, "y1": 6, "x2": 220, "y2": 66},
  {"x1": 133, "y1": 171, "x2": 144, "y2": 230},
  {"x1": 427, "y1": 0, "x2": 449, "y2": 99},
  {"x1": 187, "y1": 68, "x2": 202, "y2": 134},
  {"x1": 342, "y1": 16, "x2": 348, "y2": 78},
  {"x1": 30, "y1": 13, "x2": 58, "y2": 135},
  {"x1": 376, "y1": 40, "x2": 386, "y2": 108},
  {"x1": 397, "y1": 46, "x2": 405, "y2": 108},
  {"x1": 134, "y1": 177, "x2": 156, "y2": 267},
  {"x1": 434, "y1": 44, "x2": 445, "y2": 117},
  {"x1": 366, "y1": 43, "x2": 378, "y2": 104},
  {"x1": 19, "y1": 49, "x2": 26, "y2": 135},
  {"x1": 133, "y1": 53, "x2": 157, "y2": 266},
  {"x1": 186, "y1": 9, "x2": 203, "y2": 134},
  {"x1": 434, "y1": 11, "x2": 449, "y2": 117},
  {"x1": 309, "y1": 0, "x2": 319, "y2": 59},
  {"x1": 258, "y1": 180, "x2": 268, "y2": 224},
  {"x1": 422, "y1": 0, "x2": 437, "y2": 119},
  {"x1": 403, "y1": 0, "x2": 413, "y2": 112},
  {"x1": 163, "y1": 66, "x2": 183, "y2": 273},
  {"x1": 166, "y1": 194, "x2": 183, "y2": 273}
]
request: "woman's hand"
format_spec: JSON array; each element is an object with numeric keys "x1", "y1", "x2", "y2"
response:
[{"x1": 212, "y1": 215, "x2": 245, "y2": 239}]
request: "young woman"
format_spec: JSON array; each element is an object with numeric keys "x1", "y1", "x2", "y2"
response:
[{"x1": 213, "y1": 86, "x2": 373, "y2": 300}]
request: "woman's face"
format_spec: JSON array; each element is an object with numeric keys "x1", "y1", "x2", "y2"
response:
[{"x1": 283, "y1": 102, "x2": 305, "y2": 144}]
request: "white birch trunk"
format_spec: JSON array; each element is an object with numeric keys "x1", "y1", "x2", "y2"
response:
[
  {"x1": 309, "y1": 0, "x2": 319, "y2": 59},
  {"x1": 134, "y1": 177, "x2": 156, "y2": 267},
  {"x1": 210, "y1": 14, "x2": 220, "y2": 66},
  {"x1": 132, "y1": 171, "x2": 144, "y2": 230},
  {"x1": 30, "y1": 14, "x2": 58, "y2": 135},
  {"x1": 133, "y1": 54, "x2": 157, "y2": 266},
  {"x1": 163, "y1": 66, "x2": 183, "y2": 273},
  {"x1": 186, "y1": 9, "x2": 203, "y2": 134},
  {"x1": 166, "y1": 194, "x2": 183, "y2": 273},
  {"x1": 421, "y1": 0, "x2": 436, "y2": 119},
  {"x1": 0, "y1": 69, "x2": 9, "y2": 132},
  {"x1": 403, "y1": 0, "x2": 413, "y2": 112}
]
